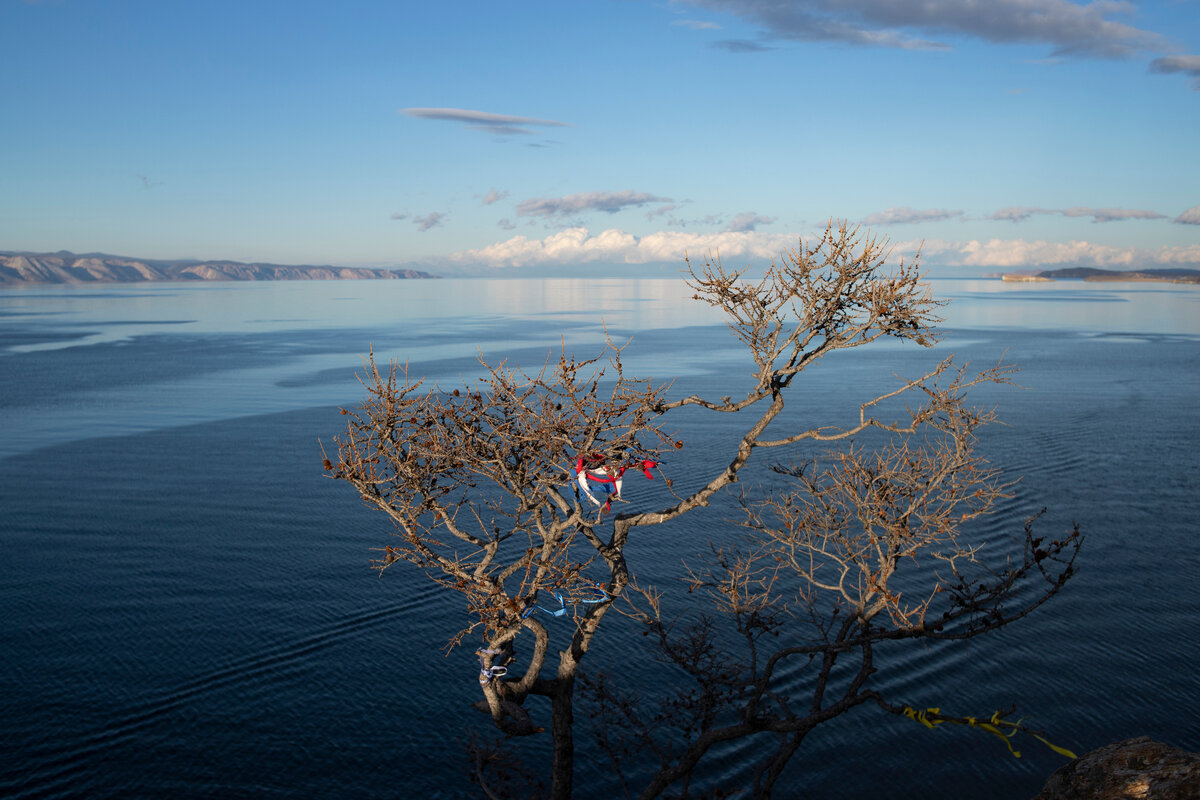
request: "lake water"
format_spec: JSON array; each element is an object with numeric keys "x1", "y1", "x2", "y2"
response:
[{"x1": 1, "y1": 277, "x2": 1198, "y2": 798}]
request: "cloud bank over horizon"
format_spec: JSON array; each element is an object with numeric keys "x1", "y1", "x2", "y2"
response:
[
  {"x1": 449, "y1": 227, "x2": 798, "y2": 267},
  {"x1": 446, "y1": 226, "x2": 1200, "y2": 271}
]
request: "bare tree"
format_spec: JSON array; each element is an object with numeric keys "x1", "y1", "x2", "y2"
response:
[{"x1": 327, "y1": 222, "x2": 1081, "y2": 799}]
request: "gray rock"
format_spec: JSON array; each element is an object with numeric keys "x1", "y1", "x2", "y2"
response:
[{"x1": 1035, "y1": 736, "x2": 1200, "y2": 800}]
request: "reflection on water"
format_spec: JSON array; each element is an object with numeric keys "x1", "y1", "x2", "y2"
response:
[
  {"x1": 0, "y1": 278, "x2": 730, "y2": 352},
  {"x1": 1, "y1": 279, "x2": 1196, "y2": 458},
  {"x1": 3, "y1": 277, "x2": 1196, "y2": 349},
  {"x1": 936, "y1": 278, "x2": 1200, "y2": 334}
]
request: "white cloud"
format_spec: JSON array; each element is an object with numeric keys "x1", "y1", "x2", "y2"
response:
[
  {"x1": 516, "y1": 190, "x2": 674, "y2": 219},
  {"x1": 448, "y1": 227, "x2": 1200, "y2": 270},
  {"x1": 921, "y1": 238, "x2": 1200, "y2": 268},
  {"x1": 862, "y1": 207, "x2": 962, "y2": 225},
  {"x1": 448, "y1": 227, "x2": 799, "y2": 267},
  {"x1": 673, "y1": 19, "x2": 721, "y2": 30},
  {"x1": 1175, "y1": 206, "x2": 1200, "y2": 225}
]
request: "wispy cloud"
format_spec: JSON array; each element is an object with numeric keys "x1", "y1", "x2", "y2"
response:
[
  {"x1": 711, "y1": 39, "x2": 774, "y2": 53},
  {"x1": 673, "y1": 19, "x2": 721, "y2": 30},
  {"x1": 391, "y1": 211, "x2": 447, "y2": 231},
  {"x1": 448, "y1": 227, "x2": 1200, "y2": 269},
  {"x1": 482, "y1": 188, "x2": 509, "y2": 205},
  {"x1": 726, "y1": 211, "x2": 777, "y2": 232},
  {"x1": 681, "y1": 0, "x2": 1166, "y2": 58},
  {"x1": 862, "y1": 207, "x2": 962, "y2": 225},
  {"x1": 1175, "y1": 206, "x2": 1200, "y2": 225},
  {"x1": 661, "y1": 212, "x2": 726, "y2": 228},
  {"x1": 1061, "y1": 206, "x2": 1165, "y2": 223},
  {"x1": 401, "y1": 107, "x2": 571, "y2": 136},
  {"x1": 990, "y1": 206, "x2": 1166, "y2": 223},
  {"x1": 989, "y1": 206, "x2": 1056, "y2": 222},
  {"x1": 415, "y1": 212, "x2": 446, "y2": 231},
  {"x1": 516, "y1": 190, "x2": 674, "y2": 219},
  {"x1": 1150, "y1": 55, "x2": 1200, "y2": 90}
]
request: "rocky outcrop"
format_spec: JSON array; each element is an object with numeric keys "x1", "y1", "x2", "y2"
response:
[
  {"x1": 1035, "y1": 737, "x2": 1200, "y2": 800},
  {"x1": 0, "y1": 251, "x2": 437, "y2": 285}
]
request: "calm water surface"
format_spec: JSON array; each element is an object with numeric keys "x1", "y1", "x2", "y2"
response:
[{"x1": 2, "y1": 278, "x2": 1198, "y2": 798}]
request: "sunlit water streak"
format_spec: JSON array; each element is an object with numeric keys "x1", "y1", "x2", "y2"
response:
[{"x1": 1, "y1": 278, "x2": 1198, "y2": 798}]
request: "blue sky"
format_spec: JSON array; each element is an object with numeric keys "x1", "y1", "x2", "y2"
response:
[{"x1": 3, "y1": 0, "x2": 1198, "y2": 275}]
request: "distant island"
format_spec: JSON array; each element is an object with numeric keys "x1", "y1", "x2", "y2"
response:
[
  {"x1": 0, "y1": 251, "x2": 437, "y2": 286},
  {"x1": 1001, "y1": 267, "x2": 1200, "y2": 284}
]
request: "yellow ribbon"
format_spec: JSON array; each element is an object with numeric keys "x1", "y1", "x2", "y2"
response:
[
  {"x1": 902, "y1": 706, "x2": 942, "y2": 729},
  {"x1": 1028, "y1": 732, "x2": 1079, "y2": 760},
  {"x1": 900, "y1": 707, "x2": 1077, "y2": 761}
]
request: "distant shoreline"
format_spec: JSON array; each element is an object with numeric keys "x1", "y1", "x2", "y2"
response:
[
  {"x1": 999, "y1": 267, "x2": 1200, "y2": 285},
  {"x1": 1, "y1": 251, "x2": 438, "y2": 286},
  {"x1": 7, "y1": 250, "x2": 1200, "y2": 287}
]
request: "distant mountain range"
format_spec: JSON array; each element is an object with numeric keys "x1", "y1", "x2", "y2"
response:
[
  {"x1": 995, "y1": 267, "x2": 1200, "y2": 283},
  {"x1": 0, "y1": 251, "x2": 437, "y2": 286},
  {"x1": 1034, "y1": 267, "x2": 1200, "y2": 282}
]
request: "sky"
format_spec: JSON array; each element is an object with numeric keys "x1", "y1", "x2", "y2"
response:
[{"x1": 2, "y1": 0, "x2": 1199, "y2": 276}]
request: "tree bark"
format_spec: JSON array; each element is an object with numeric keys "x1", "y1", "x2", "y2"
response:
[{"x1": 550, "y1": 675, "x2": 575, "y2": 800}]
